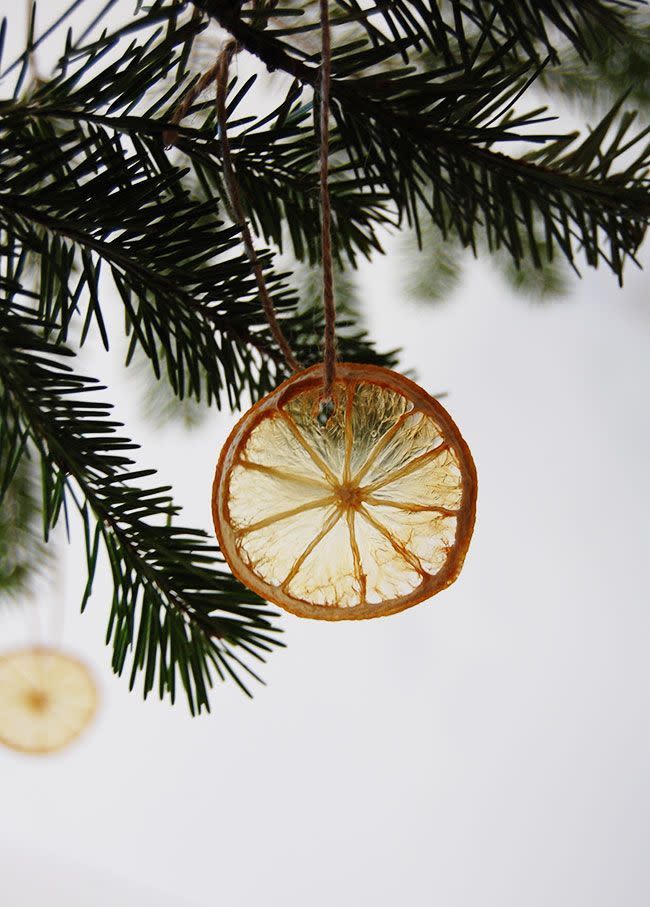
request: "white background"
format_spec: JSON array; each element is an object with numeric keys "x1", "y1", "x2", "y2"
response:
[{"x1": 1, "y1": 4, "x2": 649, "y2": 906}]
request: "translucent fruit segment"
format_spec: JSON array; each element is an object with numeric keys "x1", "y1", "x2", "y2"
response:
[
  {"x1": 367, "y1": 444, "x2": 463, "y2": 511},
  {"x1": 285, "y1": 514, "x2": 359, "y2": 607},
  {"x1": 235, "y1": 505, "x2": 339, "y2": 588},
  {"x1": 348, "y1": 383, "x2": 414, "y2": 478},
  {"x1": 363, "y1": 503, "x2": 457, "y2": 576},
  {"x1": 357, "y1": 410, "x2": 445, "y2": 487},
  {"x1": 353, "y1": 510, "x2": 422, "y2": 604},
  {"x1": 284, "y1": 383, "x2": 348, "y2": 481},
  {"x1": 239, "y1": 412, "x2": 328, "y2": 484},
  {"x1": 228, "y1": 460, "x2": 331, "y2": 534}
]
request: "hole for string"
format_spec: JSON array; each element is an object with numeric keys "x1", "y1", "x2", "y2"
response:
[{"x1": 318, "y1": 397, "x2": 335, "y2": 426}]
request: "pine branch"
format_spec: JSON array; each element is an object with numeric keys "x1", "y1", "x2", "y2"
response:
[
  {"x1": 191, "y1": 0, "x2": 647, "y2": 75},
  {"x1": 0, "y1": 298, "x2": 283, "y2": 711},
  {"x1": 542, "y1": 17, "x2": 650, "y2": 107},
  {"x1": 0, "y1": 121, "x2": 393, "y2": 398},
  {"x1": 0, "y1": 118, "x2": 312, "y2": 405},
  {"x1": 2, "y1": 3, "x2": 389, "y2": 263},
  {"x1": 0, "y1": 0, "x2": 396, "y2": 410},
  {"x1": 8, "y1": 1, "x2": 646, "y2": 288},
  {"x1": 190, "y1": 1, "x2": 650, "y2": 280},
  {"x1": 439, "y1": 1, "x2": 645, "y2": 65}
]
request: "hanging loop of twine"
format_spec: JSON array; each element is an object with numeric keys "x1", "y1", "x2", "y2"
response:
[{"x1": 166, "y1": 3, "x2": 338, "y2": 406}]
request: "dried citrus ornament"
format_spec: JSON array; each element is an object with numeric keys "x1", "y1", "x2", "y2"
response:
[
  {"x1": 213, "y1": 363, "x2": 477, "y2": 620},
  {"x1": 210, "y1": 17, "x2": 476, "y2": 619},
  {"x1": 0, "y1": 648, "x2": 97, "y2": 754}
]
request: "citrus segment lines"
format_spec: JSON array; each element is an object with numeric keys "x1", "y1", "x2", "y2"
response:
[
  {"x1": 237, "y1": 494, "x2": 337, "y2": 535},
  {"x1": 238, "y1": 458, "x2": 331, "y2": 490},
  {"x1": 363, "y1": 495, "x2": 458, "y2": 517},
  {"x1": 358, "y1": 504, "x2": 427, "y2": 578},
  {"x1": 351, "y1": 407, "x2": 415, "y2": 484},
  {"x1": 347, "y1": 509, "x2": 367, "y2": 604},
  {"x1": 362, "y1": 442, "x2": 450, "y2": 494},
  {"x1": 281, "y1": 508, "x2": 341, "y2": 589}
]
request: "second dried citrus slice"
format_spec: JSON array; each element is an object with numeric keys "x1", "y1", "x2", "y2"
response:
[
  {"x1": 213, "y1": 363, "x2": 477, "y2": 620},
  {"x1": 0, "y1": 648, "x2": 97, "y2": 754}
]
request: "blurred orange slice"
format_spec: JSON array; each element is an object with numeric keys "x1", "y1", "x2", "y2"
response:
[
  {"x1": 213, "y1": 363, "x2": 477, "y2": 620},
  {"x1": 0, "y1": 648, "x2": 97, "y2": 754}
]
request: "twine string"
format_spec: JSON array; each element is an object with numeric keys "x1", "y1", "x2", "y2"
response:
[{"x1": 318, "y1": 0, "x2": 337, "y2": 407}]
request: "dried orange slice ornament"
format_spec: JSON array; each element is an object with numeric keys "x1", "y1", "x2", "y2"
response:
[
  {"x1": 0, "y1": 648, "x2": 97, "y2": 754},
  {"x1": 213, "y1": 363, "x2": 477, "y2": 620}
]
